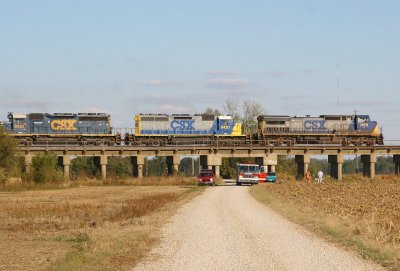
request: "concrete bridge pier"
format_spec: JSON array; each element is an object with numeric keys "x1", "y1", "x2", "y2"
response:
[
  {"x1": 167, "y1": 155, "x2": 180, "y2": 175},
  {"x1": 100, "y1": 156, "x2": 108, "y2": 180},
  {"x1": 394, "y1": 155, "x2": 400, "y2": 175},
  {"x1": 255, "y1": 154, "x2": 278, "y2": 173},
  {"x1": 62, "y1": 156, "x2": 71, "y2": 180},
  {"x1": 328, "y1": 154, "x2": 343, "y2": 180},
  {"x1": 131, "y1": 156, "x2": 144, "y2": 178},
  {"x1": 200, "y1": 155, "x2": 212, "y2": 171},
  {"x1": 200, "y1": 155, "x2": 222, "y2": 177},
  {"x1": 361, "y1": 154, "x2": 376, "y2": 179},
  {"x1": 57, "y1": 155, "x2": 71, "y2": 180},
  {"x1": 295, "y1": 154, "x2": 310, "y2": 179},
  {"x1": 24, "y1": 155, "x2": 33, "y2": 173}
]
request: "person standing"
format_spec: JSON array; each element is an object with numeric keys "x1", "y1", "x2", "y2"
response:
[
  {"x1": 305, "y1": 169, "x2": 312, "y2": 183},
  {"x1": 317, "y1": 170, "x2": 323, "y2": 183}
]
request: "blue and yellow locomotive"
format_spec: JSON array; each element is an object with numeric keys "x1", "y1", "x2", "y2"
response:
[
  {"x1": 124, "y1": 113, "x2": 243, "y2": 145},
  {"x1": 1, "y1": 112, "x2": 120, "y2": 145}
]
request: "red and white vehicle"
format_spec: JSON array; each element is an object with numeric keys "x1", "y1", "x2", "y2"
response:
[
  {"x1": 236, "y1": 163, "x2": 260, "y2": 185},
  {"x1": 258, "y1": 166, "x2": 268, "y2": 183}
]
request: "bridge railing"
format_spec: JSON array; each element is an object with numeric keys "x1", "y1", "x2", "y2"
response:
[{"x1": 15, "y1": 138, "x2": 398, "y2": 148}]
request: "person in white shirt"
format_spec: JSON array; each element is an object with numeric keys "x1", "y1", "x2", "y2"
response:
[{"x1": 317, "y1": 170, "x2": 323, "y2": 183}]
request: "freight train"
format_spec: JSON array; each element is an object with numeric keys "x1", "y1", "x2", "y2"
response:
[{"x1": 0, "y1": 112, "x2": 384, "y2": 146}]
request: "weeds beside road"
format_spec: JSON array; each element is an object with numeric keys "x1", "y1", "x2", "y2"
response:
[
  {"x1": 0, "y1": 177, "x2": 203, "y2": 271},
  {"x1": 250, "y1": 175, "x2": 400, "y2": 271}
]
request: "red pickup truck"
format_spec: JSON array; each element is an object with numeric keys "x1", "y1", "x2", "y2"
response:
[{"x1": 198, "y1": 169, "x2": 215, "y2": 186}]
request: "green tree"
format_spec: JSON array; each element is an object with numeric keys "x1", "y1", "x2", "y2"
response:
[
  {"x1": 0, "y1": 128, "x2": 19, "y2": 182},
  {"x1": 107, "y1": 157, "x2": 132, "y2": 179},
  {"x1": 31, "y1": 152, "x2": 63, "y2": 183},
  {"x1": 71, "y1": 157, "x2": 98, "y2": 179},
  {"x1": 204, "y1": 108, "x2": 222, "y2": 115},
  {"x1": 179, "y1": 157, "x2": 199, "y2": 176},
  {"x1": 276, "y1": 156, "x2": 296, "y2": 176},
  {"x1": 145, "y1": 157, "x2": 167, "y2": 176}
]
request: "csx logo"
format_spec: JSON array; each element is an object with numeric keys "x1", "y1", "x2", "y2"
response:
[
  {"x1": 304, "y1": 120, "x2": 326, "y2": 130},
  {"x1": 170, "y1": 120, "x2": 195, "y2": 130},
  {"x1": 51, "y1": 120, "x2": 77, "y2": 131}
]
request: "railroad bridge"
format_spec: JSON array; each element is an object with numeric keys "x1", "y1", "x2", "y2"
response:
[{"x1": 17, "y1": 144, "x2": 400, "y2": 180}]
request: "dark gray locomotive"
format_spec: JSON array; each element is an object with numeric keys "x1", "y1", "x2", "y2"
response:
[{"x1": 257, "y1": 114, "x2": 383, "y2": 146}]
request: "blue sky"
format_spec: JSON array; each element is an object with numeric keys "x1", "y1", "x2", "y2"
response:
[{"x1": 0, "y1": 0, "x2": 399, "y2": 139}]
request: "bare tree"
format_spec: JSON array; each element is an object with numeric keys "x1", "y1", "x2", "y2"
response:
[
  {"x1": 242, "y1": 100, "x2": 265, "y2": 132},
  {"x1": 223, "y1": 98, "x2": 240, "y2": 121}
]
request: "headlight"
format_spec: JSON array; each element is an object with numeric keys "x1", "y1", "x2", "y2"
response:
[{"x1": 210, "y1": 178, "x2": 213, "y2": 181}]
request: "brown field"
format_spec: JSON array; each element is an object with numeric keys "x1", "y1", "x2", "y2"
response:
[
  {"x1": 0, "y1": 177, "x2": 202, "y2": 271},
  {"x1": 250, "y1": 174, "x2": 400, "y2": 270}
]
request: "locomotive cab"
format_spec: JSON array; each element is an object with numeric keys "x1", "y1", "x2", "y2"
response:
[{"x1": 8, "y1": 113, "x2": 28, "y2": 133}]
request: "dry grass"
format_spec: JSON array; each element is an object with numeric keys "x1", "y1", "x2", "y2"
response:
[
  {"x1": 0, "y1": 175, "x2": 198, "y2": 192},
  {"x1": 0, "y1": 178, "x2": 203, "y2": 271},
  {"x1": 250, "y1": 175, "x2": 400, "y2": 271}
]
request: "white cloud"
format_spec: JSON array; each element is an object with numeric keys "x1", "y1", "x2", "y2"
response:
[
  {"x1": 205, "y1": 70, "x2": 238, "y2": 76},
  {"x1": 0, "y1": 99, "x2": 47, "y2": 107},
  {"x1": 141, "y1": 80, "x2": 185, "y2": 87},
  {"x1": 206, "y1": 78, "x2": 251, "y2": 89},
  {"x1": 159, "y1": 104, "x2": 195, "y2": 113},
  {"x1": 141, "y1": 79, "x2": 163, "y2": 86}
]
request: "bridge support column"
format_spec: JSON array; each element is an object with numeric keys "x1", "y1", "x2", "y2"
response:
[
  {"x1": 100, "y1": 155, "x2": 107, "y2": 180},
  {"x1": 200, "y1": 155, "x2": 221, "y2": 177},
  {"x1": 62, "y1": 156, "x2": 71, "y2": 180},
  {"x1": 256, "y1": 154, "x2": 277, "y2": 173},
  {"x1": 295, "y1": 154, "x2": 310, "y2": 180},
  {"x1": 24, "y1": 155, "x2": 33, "y2": 173},
  {"x1": 394, "y1": 155, "x2": 400, "y2": 175},
  {"x1": 200, "y1": 155, "x2": 212, "y2": 171},
  {"x1": 209, "y1": 155, "x2": 222, "y2": 178},
  {"x1": 131, "y1": 156, "x2": 144, "y2": 178},
  {"x1": 167, "y1": 155, "x2": 180, "y2": 175},
  {"x1": 361, "y1": 154, "x2": 376, "y2": 179},
  {"x1": 328, "y1": 154, "x2": 343, "y2": 180}
]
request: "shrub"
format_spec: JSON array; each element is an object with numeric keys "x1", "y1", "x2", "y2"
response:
[
  {"x1": 0, "y1": 128, "x2": 19, "y2": 182},
  {"x1": 71, "y1": 157, "x2": 98, "y2": 179},
  {"x1": 31, "y1": 152, "x2": 63, "y2": 183}
]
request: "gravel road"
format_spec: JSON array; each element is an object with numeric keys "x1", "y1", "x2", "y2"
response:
[{"x1": 134, "y1": 184, "x2": 382, "y2": 271}]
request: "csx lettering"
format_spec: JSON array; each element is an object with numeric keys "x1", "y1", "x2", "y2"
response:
[
  {"x1": 304, "y1": 120, "x2": 326, "y2": 130},
  {"x1": 170, "y1": 120, "x2": 195, "y2": 130},
  {"x1": 51, "y1": 120, "x2": 77, "y2": 131}
]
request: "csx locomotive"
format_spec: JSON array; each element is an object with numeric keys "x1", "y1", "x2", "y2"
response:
[
  {"x1": 0, "y1": 112, "x2": 383, "y2": 146},
  {"x1": 124, "y1": 113, "x2": 243, "y2": 145},
  {"x1": 0, "y1": 112, "x2": 121, "y2": 145},
  {"x1": 257, "y1": 114, "x2": 383, "y2": 146}
]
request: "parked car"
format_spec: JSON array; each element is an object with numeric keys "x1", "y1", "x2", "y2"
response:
[
  {"x1": 198, "y1": 170, "x2": 215, "y2": 186},
  {"x1": 266, "y1": 172, "x2": 277, "y2": 182}
]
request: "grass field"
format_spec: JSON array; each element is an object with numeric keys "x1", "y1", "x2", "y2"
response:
[
  {"x1": 0, "y1": 177, "x2": 202, "y2": 271},
  {"x1": 250, "y1": 174, "x2": 400, "y2": 271}
]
